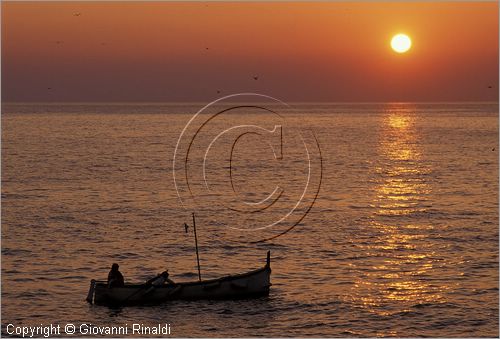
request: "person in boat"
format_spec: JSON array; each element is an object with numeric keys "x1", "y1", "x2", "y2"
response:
[
  {"x1": 146, "y1": 270, "x2": 175, "y2": 287},
  {"x1": 107, "y1": 263, "x2": 125, "y2": 287}
]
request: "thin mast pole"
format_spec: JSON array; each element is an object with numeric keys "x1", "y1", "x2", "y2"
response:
[{"x1": 192, "y1": 212, "x2": 202, "y2": 282}]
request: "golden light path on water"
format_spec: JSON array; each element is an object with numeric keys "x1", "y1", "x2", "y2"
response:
[{"x1": 347, "y1": 105, "x2": 456, "y2": 325}]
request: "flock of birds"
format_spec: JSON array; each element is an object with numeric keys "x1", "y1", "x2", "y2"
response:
[
  {"x1": 47, "y1": 11, "x2": 495, "y2": 97},
  {"x1": 47, "y1": 11, "x2": 261, "y2": 94}
]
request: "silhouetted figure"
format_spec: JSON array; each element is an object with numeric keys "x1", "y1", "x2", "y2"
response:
[
  {"x1": 146, "y1": 270, "x2": 175, "y2": 287},
  {"x1": 107, "y1": 263, "x2": 125, "y2": 287}
]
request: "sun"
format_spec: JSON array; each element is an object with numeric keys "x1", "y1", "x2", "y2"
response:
[{"x1": 391, "y1": 34, "x2": 412, "y2": 53}]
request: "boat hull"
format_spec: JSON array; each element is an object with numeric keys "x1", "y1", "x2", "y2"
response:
[{"x1": 87, "y1": 252, "x2": 271, "y2": 305}]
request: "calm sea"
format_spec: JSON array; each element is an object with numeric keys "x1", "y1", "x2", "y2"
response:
[{"x1": 1, "y1": 102, "x2": 498, "y2": 337}]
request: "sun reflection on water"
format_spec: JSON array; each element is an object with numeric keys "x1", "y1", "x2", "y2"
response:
[{"x1": 347, "y1": 105, "x2": 451, "y2": 324}]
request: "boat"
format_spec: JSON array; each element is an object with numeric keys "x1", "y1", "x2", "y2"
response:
[{"x1": 86, "y1": 251, "x2": 271, "y2": 305}]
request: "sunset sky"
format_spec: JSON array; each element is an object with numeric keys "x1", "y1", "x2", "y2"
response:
[{"x1": 2, "y1": 2, "x2": 498, "y2": 102}]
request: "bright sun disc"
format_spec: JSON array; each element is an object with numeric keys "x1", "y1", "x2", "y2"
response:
[{"x1": 391, "y1": 34, "x2": 412, "y2": 53}]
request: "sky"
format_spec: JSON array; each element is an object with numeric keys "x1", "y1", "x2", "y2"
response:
[{"x1": 2, "y1": 2, "x2": 498, "y2": 102}]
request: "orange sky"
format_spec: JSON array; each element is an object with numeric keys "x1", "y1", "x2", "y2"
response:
[{"x1": 2, "y1": 2, "x2": 498, "y2": 102}]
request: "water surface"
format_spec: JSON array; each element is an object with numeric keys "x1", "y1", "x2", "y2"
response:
[{"x1": 2, "y1": 102, "x2": 498, "y2": 337}]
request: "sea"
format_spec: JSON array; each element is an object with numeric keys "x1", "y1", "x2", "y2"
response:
[{"x1": 1, "y1": 102, "x2": 498, "y2": 337}]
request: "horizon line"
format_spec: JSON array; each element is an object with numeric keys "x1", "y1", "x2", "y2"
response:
[{"x1": 2, "y1": 100, "x2": 499, "y2": 105}]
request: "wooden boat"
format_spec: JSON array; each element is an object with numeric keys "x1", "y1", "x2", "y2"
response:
[{"x1": 86, "y1": 251, "x2": 271, "y2": 305}]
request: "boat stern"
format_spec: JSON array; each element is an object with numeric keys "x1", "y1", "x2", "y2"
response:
[{"x1": 86, "y1": 279, "x2": 96, "y2": 304}]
